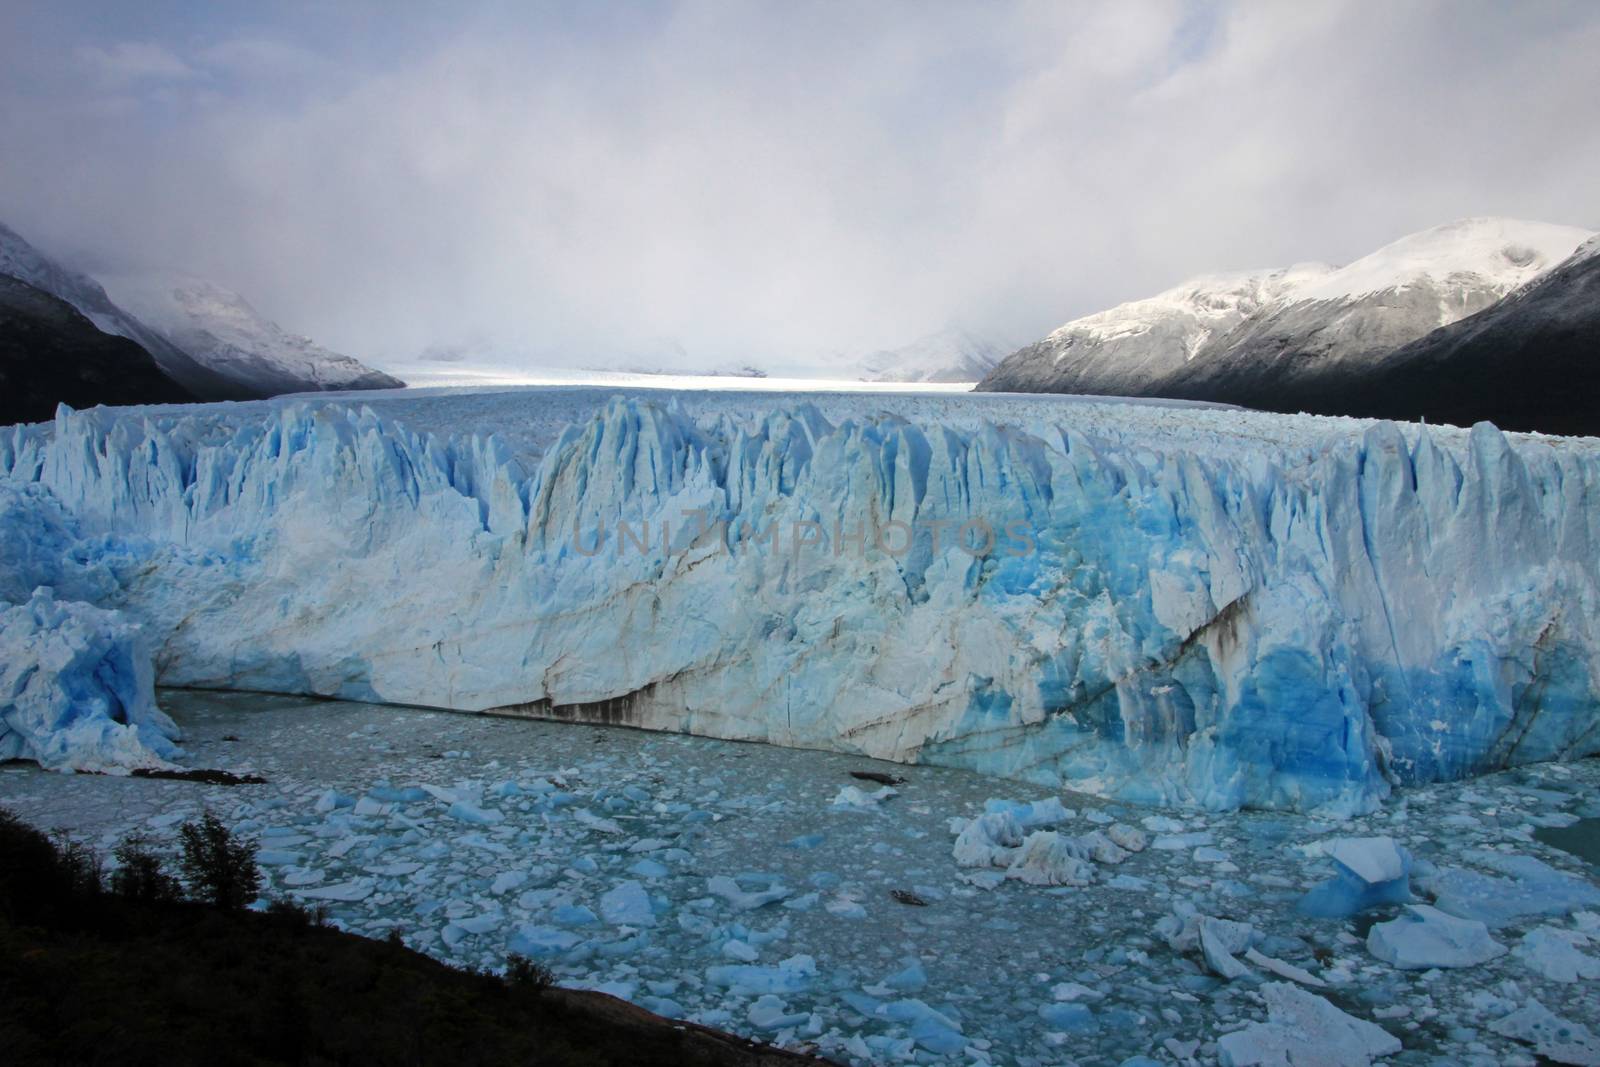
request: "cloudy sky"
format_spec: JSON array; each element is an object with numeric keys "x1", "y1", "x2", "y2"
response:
[{"x1": 2, "y1": 0, "x2": 1597, "y2": 374}]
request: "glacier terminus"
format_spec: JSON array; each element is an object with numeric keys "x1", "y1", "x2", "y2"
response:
[{"x1": 3, "y1": 387, "x2": 1598, "y2": 817}]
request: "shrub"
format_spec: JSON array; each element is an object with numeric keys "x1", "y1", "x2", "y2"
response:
[
  {"x1": 0, "y1": 806, "x2": 96, "y2": 921},
  {"x1": 53, "y1": 832, "x2": 105, "y2": 899},
  {"x1": 111, "y1": 834, "x2": 183, "y2": 902},
  {"x1": 178, "y1": 812, "x2": 261, "y2": 910},
  {"x1": 504, "y1": 953, "x2": 555, "y2": 995},
  {"x1": 265, "y1": 897, "x2": 328, "y2": 930}
]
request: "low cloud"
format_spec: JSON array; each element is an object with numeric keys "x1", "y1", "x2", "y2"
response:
[{"x1": 5, "y1": 1, "x2": 1598, "y2": 372}]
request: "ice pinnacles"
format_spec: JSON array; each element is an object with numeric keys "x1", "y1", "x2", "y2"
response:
[
  {"x1": 0, "y1": 588, "x2": 179, "y2": 771},
  {"x1": 4, "y1": 392, "x2": 1600, "y2": 810}
]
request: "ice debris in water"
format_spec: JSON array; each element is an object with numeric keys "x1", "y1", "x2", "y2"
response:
[
  {"x1": 1366, "y1": 904, "x2": 1506, "y2": 969},
  {"x1": 1298, "y1": 836, "x2": 1413, "y2": 918},
  {"x1": 1418, "y1": 850, "x2": 1600, "y2": 927},
  {"x1": 1218, "y1": 982, "x2": 1402, "y2": 1067},
  {"x1": 1513, "y1": 926, "x2": 1600, "y2": 983},
  {"x1": 949, "y1": 798, "x2": 1144, "y2": 887},
  {"x1": 830, "y1": 784, "x2": 896, "y2": 811},
  {"x1": 1490, "y1": 998, "x2": 1600, "y2": 1066}
]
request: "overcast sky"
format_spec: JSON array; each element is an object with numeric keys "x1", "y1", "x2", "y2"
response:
[{"x1": 2, "y1": 0, "x2": 1597, "y2": 373}]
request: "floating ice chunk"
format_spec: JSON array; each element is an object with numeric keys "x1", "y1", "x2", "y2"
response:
[
  {"x1": 599, "y1": 880, "x2": 655, "y2": 927},
  {"x1": 313, "y1": 790, "x2": 354, "y2": 813},
  {"x1": 1038, "y1": 1002, "x2": 1098, "y2": 1034},
  {"x1": 952, "y1": 811, "x2": 1023, "y2": 868},
  {"x1": 747, "y1": 995, "x2": 809, "y2": 1031},
  {"x1": 293, "y1": 878, "x2": 374, "y2": 902},
  {"x1": 1106, "y1": 823, "x2": 1148, "y2": 853},
  {"x1": 905, "y1": 1007, "x2": 966, "y2": 1054},
  {"x1": 1079, "y1": 830, "x2": 1131, "y2": 864},
  {"x1": 446, "y1": 801, "x2": 503, "y2": 825},
  {"x1": 256, "y1": 849, "x2": 301, "y2": 867},
  {"x1": 722, "y1": 939, "x2": 759, "y2": 962},
  {"x1": 1514, "y1": 927, "x2": 1600, "y2": 983},
  {"x1": 1243, "y1": 948, "x2": 1326, "y2": 988},
  {"x1": 1298, "y1": 837, "x2": 1412, "y2": 918},
  {"x1": 509, "y1": 924, "x2": 582, "y2": 957},
  {"x1": 544, "y1": 904, "x2": 592, "y2": 927},
  {"x1": 454, "y1": 913, "x2": 501, "y2": 935},
  {"x1": 1051, "y1": 982, "x2": 1106, "y2": 1002},
  {"x1": 1152, "y1": 831, "x2": 1213, "y2": 850},
  {"x1": 1367, "y1": 905, "x2": 1505, "y2": 969},
  {"x1": 824, "y1": 893, "x2": 868, "y2": 919},
  {"x1": 627, "y1": 858, "x2": 670, "y2": 879},
  {"x1": 1200, "y1": 917, "x2": 1255, "y2": 980},
  {"x1": 707, "y1": 875, "x2": 791, "y2": 911},
  {"x1": 573, "y1": 808, "x2": 624, "y2": 834},
  {"x1": 627, "y1": 837, "x2": 670, "y2": 853},
  {"x1": 982, "y1": 797, "x2": 1074, "y2": 827},
  {"x1": 1218, "y1": 982, "x2": 1401, "y2": 1067},
  {"x1": 489, "y1": 870, "x2": 526, "y2": 895},
  {"x1": 879, "y1": 960, "x2": 928, "y2": 993},
  {"x1": 1005, "y1": 831, "x2": 1095, "y2": 886},
  {"x1": 705, "y1": 954, "x2": 816, "y2": 996},
  {"x1": 1490, "y1": 998, "x2": 1600, "y2": 1065},
  {"x1": 831, "y1": 785, "x2": 896, "y2": 811},
  {"x1": 1325, "y1": 838, "x2": 1409, "y2": 885},
  {"x1": 1421, "y1": 852, "x2": 1600, "y2": 927},
  {"x1": 282, "y1": 868, "x2": 325, "y2": 887}
]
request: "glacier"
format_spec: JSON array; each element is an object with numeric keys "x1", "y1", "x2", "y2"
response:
[
  {"x1": 2, "y1": 389, "x2": 1599, "y2": 813},
  {"x1": 0, "y1": 587, "x2": 179, "y2": 771}
]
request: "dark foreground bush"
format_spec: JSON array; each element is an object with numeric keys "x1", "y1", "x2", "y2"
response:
[
  {"x1": 0, "y1": 808, "x2": 824, "y2": 1066},
  {"x1": 178, "y1": 811, "x2": 261, "y2": 910},
  {"x1": 110, "y1": 834, "x2": 183, "y2": 903}
]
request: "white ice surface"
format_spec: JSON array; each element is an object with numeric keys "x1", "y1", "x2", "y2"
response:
[{"x1": 5, "y1": 384, "x2": 1600, "y2": 813}]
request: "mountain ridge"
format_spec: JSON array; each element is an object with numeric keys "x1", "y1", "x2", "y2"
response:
[{"x1": 977, "y1": 217, "x2": 1597, "y2": 434}]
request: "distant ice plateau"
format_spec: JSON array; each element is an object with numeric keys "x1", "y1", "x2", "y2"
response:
[{"x1": 3, "y1": 386, "x2": 1599, "y2": 814}]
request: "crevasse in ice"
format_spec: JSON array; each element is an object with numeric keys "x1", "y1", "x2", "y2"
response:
[{"x1": 2, "y1": 394, "x2": 1598, "y2": 812}]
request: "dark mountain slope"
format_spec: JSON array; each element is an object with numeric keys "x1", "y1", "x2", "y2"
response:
[
  {"x1": 1309, "y1": 240, "x2": 1600, "y2": 437},
  {"x1": 0, "y1": 275, "x2": 192, "y2": 426}
]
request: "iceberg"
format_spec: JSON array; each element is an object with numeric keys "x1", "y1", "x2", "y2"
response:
[
  {"x1": 1297, "y1": 837, "x2": 1413, "y2": 918},
  {"x1": 4, "y1": 393, "x2": 1600, "y2": 812},
  {"x1": 1366, "y1": 904, "x2": 1505, "y2": 969}
]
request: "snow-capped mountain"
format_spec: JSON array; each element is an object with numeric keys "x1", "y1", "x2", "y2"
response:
[
  {"x1": 1312, "y1": 233, "x2": 1600, "y2": 436},
  {"x1": 858, "y1": 327, "x2": 1007, "y2": 383},
  {"x1": 0, "y1": 222, "x2": 242, "y2": 399},
  {"x1": 99, "y1": 274, "x2": 404, "y2": 396},
  {"x1": 978, "y1": 218, "x2": 1595, "y2": 431},
  {"x1": 1, "y1": 275, "x2": 191, "y2": 425}
]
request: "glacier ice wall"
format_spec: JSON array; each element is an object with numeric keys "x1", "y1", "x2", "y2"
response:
[
  {"x1": 0, "y1": 587, "x2": 180, "y2": 771},
  {"x1": 3, "y1": 397, "x2": 1598, "y2": 813}
]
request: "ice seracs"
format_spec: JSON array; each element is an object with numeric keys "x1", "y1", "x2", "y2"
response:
[
  {"x1": 0, "y1": 588, "x2": 179, "y2": 772},
  {"x1": 4, "y1": 389, "x2": 1600, "y2": 811}
]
